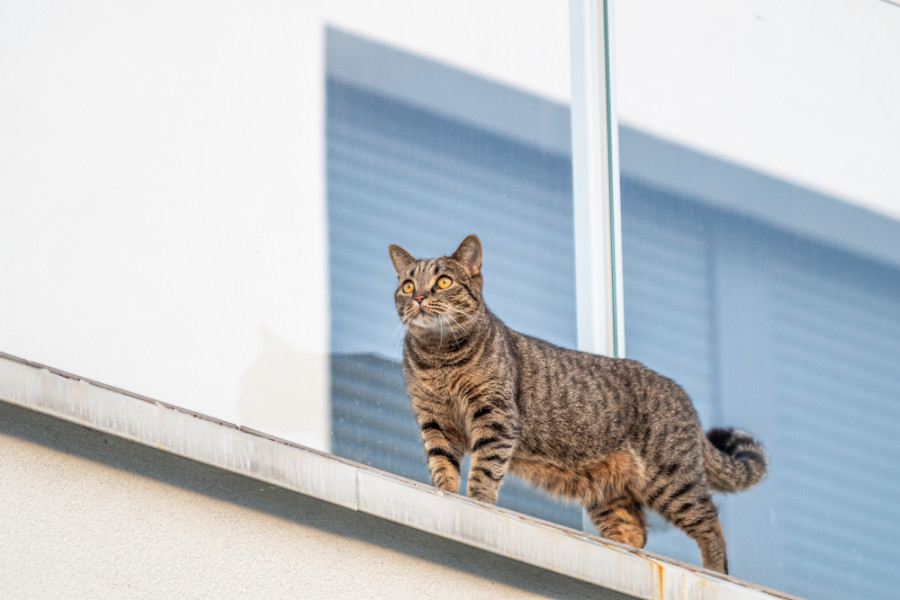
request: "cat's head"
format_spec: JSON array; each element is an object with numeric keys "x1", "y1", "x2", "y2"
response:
[{"x1": 388, "y1": 235, "x2": 484, "y2": 340}]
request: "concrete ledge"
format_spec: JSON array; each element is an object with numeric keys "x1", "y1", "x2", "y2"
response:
[{"x1": 0, "y1": 351, "x2": 801, "y2": 600}]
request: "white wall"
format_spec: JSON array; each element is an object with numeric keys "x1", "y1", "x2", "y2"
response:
[
  {"x1": 0, "y1": 1, "x2": 569, "y2": 448},
  {"x1": 0, "y1": 400, "x2": 620, "y2": 600},
  {"x1": 1, "y1": 0, "x2": 897, "y2": 447},
  {"x1": 615, "y1": 0, "x2": 900, "y2": 218}
]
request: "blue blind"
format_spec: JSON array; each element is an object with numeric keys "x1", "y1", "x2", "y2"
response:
[
  {"x1": 621, "y1": 179, "x2": 900, "y2": 599},
  {"x1": 327, "y1": 80, "x2": 575, "y2": 356},
  {"x1": 620, "y1": 182, "x2": 718, "y2": 565},
  {"x1": 621, "y1": 182, "x2": 719, "y2": 423},
  {"x1": 326, "y1": 75, "x2": 583, "y2": 528},
  {"x1": 768, "y1": 254, "x2": 900, "y2": 600}
]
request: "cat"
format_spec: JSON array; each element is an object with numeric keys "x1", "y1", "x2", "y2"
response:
[{"x1": 388, "y1": 234, "x2": 768, "y2": 574}]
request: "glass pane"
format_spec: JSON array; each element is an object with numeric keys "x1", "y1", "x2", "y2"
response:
[
  {"x1": 616, "y1": 1, "x2": 900, "y2": 597},
  {"x1": 324, "y1": 19, "x2": 580, "y2": 526},
  {"x1": 0, "y1": 0, "x2": 577, "y2": 528}
]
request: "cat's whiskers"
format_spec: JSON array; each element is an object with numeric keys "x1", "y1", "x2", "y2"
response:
[
  {"x1": 440, "y1": 313, "x2": 463, "y2": 348},
  {"x1": 376, "y1": 312, "x2": 409, "y2": 360},
  {"x1": 386, "y1": 318, "x2": 404, "y2": 341},
  {"x1": 444, "y1": 305, "x2": 484, "y2": 327},
  {"x1": 391, "y1": 316, "x2": 411, "y2": 356},
  {"x1": 442, "y1": 312, "x2": 469, "y2": 341}
]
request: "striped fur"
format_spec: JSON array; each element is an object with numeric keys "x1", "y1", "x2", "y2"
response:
[{"x1": 388, "y1": 235, "x2": 768, "y2": 574}]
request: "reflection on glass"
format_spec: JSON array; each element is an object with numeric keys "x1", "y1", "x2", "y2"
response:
[
  {"x1": 324, "y1": 29, "x2": 581, "y2": 527},
  {"x1": 619, "y1": 128, "x2": 900, "y2": 599}
]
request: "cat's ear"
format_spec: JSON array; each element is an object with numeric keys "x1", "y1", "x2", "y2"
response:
[
  {"x1": 388, "y1": 244, "x2": 416, "y2": 275},
  {"x1": 451, "y1": 235, "x2": 482, "y2": 277}
]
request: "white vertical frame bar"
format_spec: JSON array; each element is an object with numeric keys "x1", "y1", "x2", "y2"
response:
[{"x1": 569, "y1": 0, "x2": 625, "y2": 359}]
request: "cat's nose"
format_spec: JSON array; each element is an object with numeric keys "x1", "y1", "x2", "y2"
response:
[{"x1": 414, "y1": 294, "x2": 426, "y2": 304}]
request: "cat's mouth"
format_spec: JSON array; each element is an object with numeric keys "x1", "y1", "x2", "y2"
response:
[{"x1": 409, "y1": 307, "x2": 441, "y2": 330}]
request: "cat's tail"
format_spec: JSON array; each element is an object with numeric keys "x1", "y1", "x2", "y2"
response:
[{"x1": 701, "y1": 428, "x2": 769, "y2": 492}]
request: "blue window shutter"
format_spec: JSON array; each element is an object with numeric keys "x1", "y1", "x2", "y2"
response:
[
  {"x1": 766, "y1": 251, "x2": 900, "y2": 600},
  {"x1": 621, "y1": 176, "x2": 900, "y2": 598},
  {"x1": 326, "y1": 76, "x2": 582, "y2": 528},
  {"x1": 620, "y1": 181, "x2": 718, "y2": 566}
]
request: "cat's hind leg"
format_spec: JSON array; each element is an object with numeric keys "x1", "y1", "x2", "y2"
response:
[
  {"x1": 586, "y1": 493, "x2": 647, "y2": 549},
  {"x1": 645, "y1": 475, "x2": 728, "y2": 573}
]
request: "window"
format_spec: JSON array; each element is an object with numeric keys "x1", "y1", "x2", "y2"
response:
[
  {"x1": 619, "y1": 137, "x2": 900, "y2": 597},
  {"x1": 615, "y1": 2, "x2": 900, "y2": 596},
  {"x1": 325, "y1": 28, "x2": 582, "y2": 528},
  {"x1": 3, "y1": 3, "x2": 898, "y2": 599}
]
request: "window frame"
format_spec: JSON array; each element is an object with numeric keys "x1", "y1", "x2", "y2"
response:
[
  {"x1": 0, "y1": 2, "x2": 809, "y2": 595},
  {"x1": 570, "y1": 0, "x2": 625, "y2": 359}
]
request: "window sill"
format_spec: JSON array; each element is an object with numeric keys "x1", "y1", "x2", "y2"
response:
[{"x1": 0, "y1": 351, "x2": 798, "y2": 600}]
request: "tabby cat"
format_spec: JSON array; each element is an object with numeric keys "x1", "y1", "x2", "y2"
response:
[{"x1": 388, "y1": 234, "x2": 768, "y2": 574}]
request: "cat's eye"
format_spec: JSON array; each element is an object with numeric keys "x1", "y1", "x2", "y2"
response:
[
  {"x1": 402, "y1": 281, "x2": 415, "y2": 294},
  {"x1": 436, "y1": 276, "x2": 452, "y2": 289}
]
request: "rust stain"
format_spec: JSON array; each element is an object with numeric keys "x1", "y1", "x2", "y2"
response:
[{"x1": 645, "y1": 557, "x2": 664, "y2": 600}]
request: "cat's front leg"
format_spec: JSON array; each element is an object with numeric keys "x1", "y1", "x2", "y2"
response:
[
  {"x1": 464, "y1": 396, "x2": 521, "y2": 504},
  {"x1": 417, "y1": 416, "x2": 465, "y2": 494}
]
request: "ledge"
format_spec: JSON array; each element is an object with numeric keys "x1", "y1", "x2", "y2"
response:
[{"x1": 0, "y1": 351, "x2": 800, "y2": 600}]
